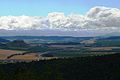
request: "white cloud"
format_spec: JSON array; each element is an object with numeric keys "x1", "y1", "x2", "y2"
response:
[{"x1": 0, "y1": 6, "x2": 120, "y2": 31}]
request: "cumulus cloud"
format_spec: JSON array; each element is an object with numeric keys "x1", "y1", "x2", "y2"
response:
[{"x1": 0, "y1": 6, "x2": 120, "y2": 31}]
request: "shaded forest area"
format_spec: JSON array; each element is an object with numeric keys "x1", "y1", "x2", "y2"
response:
[{"x1": 0, "y1": 53, "x2": 120, "y2": 80}]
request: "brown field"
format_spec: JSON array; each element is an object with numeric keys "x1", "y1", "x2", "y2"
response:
[
  {"x1": 9, "y1": 53, "x2": 39, "y2": 61},
  {"x1": 80, "y1": 40, "x2": 96, "y2": 44},
  {"x1": 49, "y1": 45, "x2": 80, "y2": 48},
  {"x1": 0, "y1": 49, "x2": 56, "y2": 61},
  {"x1": 88, "y1": 47, "x2": 120, "y2": 51},
  {"x1": 0, "y1": 49, "x2": 25, "y2": 60}
]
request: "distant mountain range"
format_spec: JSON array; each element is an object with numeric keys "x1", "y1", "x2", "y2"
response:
[
  {"x1": 1, "y1": 35, "x2": 120, "y2": 44},
  {"x1": 97, "y1": 36, "x2": 120, "y2": 40},
  {"x1": 1, "y1": 36, "x2": 93, "y2": 43}
]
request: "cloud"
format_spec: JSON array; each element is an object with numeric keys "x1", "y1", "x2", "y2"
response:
[
  {"x1": 86, "y1": 6, "x2": 120, "y2": 30},
  {"x1": 0, "y1": 6, "x2": 120, "y2": 32}
]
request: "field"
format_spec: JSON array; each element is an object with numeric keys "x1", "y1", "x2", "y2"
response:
[
  {"x1": 0, "y1": 49, "x2": 24, "y2": 60},
  {"x1": 0, "y1": 49, "x2": 39, "y2": 61},
  {"x1": 9, "y1": 53, "x2": 39, "y2": 61}
]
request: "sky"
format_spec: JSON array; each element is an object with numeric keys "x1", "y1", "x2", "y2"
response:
[
  {"x1": 0, "y1": 0, "x2": 120, "y2": 36},
  {"x1": 0, "y1": 0, "x2": 120, "y2": 16}
]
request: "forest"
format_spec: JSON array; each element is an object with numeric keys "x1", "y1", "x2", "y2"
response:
[{"x1": 0, "y1": 53, "x2": 120, "y2": 80}]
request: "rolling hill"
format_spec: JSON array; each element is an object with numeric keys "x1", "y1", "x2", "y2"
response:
[{"x1": 0, "y1": 37, "x2": 9, "y2": 43}]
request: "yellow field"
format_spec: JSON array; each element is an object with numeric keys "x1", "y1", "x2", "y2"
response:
[
  {"x1": 9, "y1": 53, "x2": 39, "y2": 61},
  {"x1": 86, "y1": 47, "x2": 120, "y2": 51},
  {"x1": 0, "y1": 49, "x2": 24, "y2": 60}
]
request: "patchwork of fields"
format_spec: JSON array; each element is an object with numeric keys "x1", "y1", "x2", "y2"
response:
[{"x1": 0, "y1": 36, "x2": 120, "y2": 62}]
